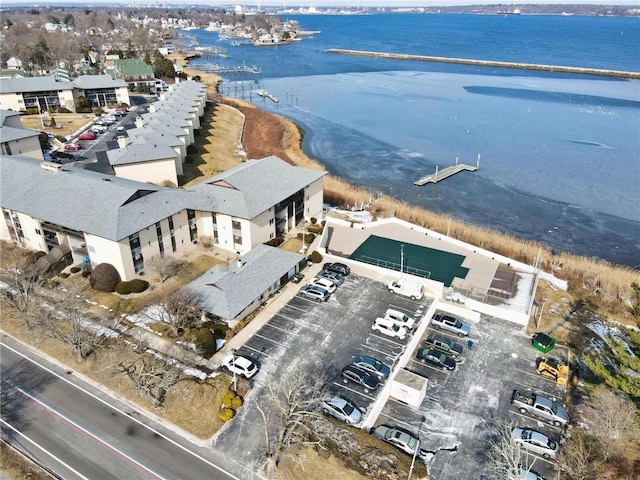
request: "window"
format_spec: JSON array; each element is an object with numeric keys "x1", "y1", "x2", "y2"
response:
[
  {"x1": 269, "y1": 218, "x2": 274, "y2": 225},
  {"x1": 35, "y1": 229, "x2": 41, "y2": 235}
]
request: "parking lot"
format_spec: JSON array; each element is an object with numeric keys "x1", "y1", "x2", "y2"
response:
[{"x1": 215, "y1": 270, "x2": 567, "y2": 479}]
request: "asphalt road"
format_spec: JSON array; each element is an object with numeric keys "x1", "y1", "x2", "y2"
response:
[{"x1": 0, "y1": 335, "x2": 253, "y2": 480}]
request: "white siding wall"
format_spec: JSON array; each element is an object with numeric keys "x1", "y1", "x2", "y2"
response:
[
  {"x1": 113, "y1": 158, "x2": 178, "y2": 186},
  {"x1": 249, "y1": 209, "x2": 276, "y2": 246},
  {"x1": 6, "y1": 137, "x2": 43, "y2": 160},
  {"x1": 86, "y1": 234, "x2": 131, "y2": 280},
  {"x1": 305, "y1": 178, "x2": 324, "y2": 221},
  {"x1": 0, "y1": 93, "x2": 25, "y2": 111}
]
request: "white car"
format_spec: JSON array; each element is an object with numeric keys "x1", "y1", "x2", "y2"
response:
[
  {"x1": 372, "y1": 317, "x2": 407, "y2": 340},
  {"x1": 512, "y1": 428, "x2": 559, "y2": 460},
  {"x1": 308, "y1": 277, "x2": 337, "y2": 294},
  {"x1": 221, "y1": 354, "x2": 259, "y2": 379},
  {"x1": 384, "y1": 308, "x2": 416, "y2": 330}
]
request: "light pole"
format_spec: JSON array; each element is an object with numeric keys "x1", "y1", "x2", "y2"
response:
[
  {"x1": 231, "y1": 348, "x2": 237, "y2": 391},
  {"x1": 408, "y1": 439, "x2": 420, "y2": 480}
]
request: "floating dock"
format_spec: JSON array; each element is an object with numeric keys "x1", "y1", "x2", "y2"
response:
[
  {"x1": 196, "y1": 63, "x2": 261, "y2": 74},
  {"x1": 414, "y1": 155, "x2": 480, "y2": 186},
  {"x1": 327, "y1": 49, "x2": 640, "y2": 80},
  {"x1": 256, "y1": 89, "x2": 279, "y2": 103}
]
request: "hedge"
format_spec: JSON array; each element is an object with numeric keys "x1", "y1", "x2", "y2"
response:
[
  {"x1": 219, "y1": 408, "x2": 236, "y2": 422},
  {"x1": 115, "y1": 282, "x2": 132, "y2": 295},
  {"x1": 129, "y1": 279, "x2": 149, "y2": 293},
  {"x1": 308, "y1": 251, "x2": 323, "y2": 263}
]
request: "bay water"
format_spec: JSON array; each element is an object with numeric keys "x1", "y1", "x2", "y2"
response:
[{"x1": 189, "y1": 14, "x2": 640, "y2": 267}]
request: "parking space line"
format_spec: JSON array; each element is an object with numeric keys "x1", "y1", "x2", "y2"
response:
[
  {"x1": 408, "y1": 358, "x2": 452, "y2": 375},
  {"x1": 514, "y1": 368, "x2": 566, "y2": 390},
  {"x1": 252, "y1": 332, "x2": 285, "y2": 347},
  {"x1": 513, "y1": 380, "x2": 565, "y2": 400},
  {"x1": 241, "y1": 344, "x2": 275, "y2": 358},
  {"x1": 261, "y1": 322, "x2": 294, "y2": 335},
  {"x1": 359, "y1": 343, "x2": 402, "y2": 359},
  {"x1": 272, "y1": 313, "x2": 316, "y2": 329},
  {"x1": 332, "y1": 383, "x2": 376, "y2": 402},
  {"x1": 279, "y1": 304, "x2": 307, "y2": 315},
  {"x1": 368, "y1": 333, "x2": 406, "y2": 347}
]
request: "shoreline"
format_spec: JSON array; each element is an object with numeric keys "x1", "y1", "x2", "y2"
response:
[{"x1": 177, "y1": 57, "x2": 638, "y2": 325}]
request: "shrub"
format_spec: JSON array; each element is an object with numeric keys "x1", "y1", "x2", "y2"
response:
[
  {"x1": 90, "y1": 263, "x2": 121, "y2": 292},
  {"x1": 307, "y1": 224, "x2": 323, "y2": 234},
  {"x1": 199, "y1": 235, "x2": 213, "y2": 248},
  {"x1": 70, "y1": 266, "x2": 81, "y2": 274},
  {"x1": 81, "y1": 270, "x2": 91, "y2": 278},
  {"x1": 129, "y1": 279, "x2": 149, "y2": 293},
  {"x1": 297, "y1": 233, "x2": 316, "y2": 243},
  {"x1": 310, "y1": 217, "x2": 317, "y2": 224},
  {"x1": 59, "y1": 272, "x2": 70, "y2": 279},
  {"x1": 115, "y1": 282, "x2": 132, "y2": 295},
  {"x1": 231, "y1": 396, "x2": 243, "y2": 409},
  {"x1": 308, "y1": 251, "x2": 323, "y2": 263},
  {"x1": 222, "y1": 390, "x2": 237, "y2": 403},
  {"x1": 25, "y1": 108, "x2": 39, "y2": 115},
  {"x1": 219, "y1": 408, "x2": 235, "y2": 422},
  {"x1": 57, "y1": 107, "x2": 71, "y2": 113},
  {"x1": 264, "y1": 236, "x2": 284, "y2": 247},
  {"x1": 321, "y1": 220, "x2": 326, "y2": 227}
]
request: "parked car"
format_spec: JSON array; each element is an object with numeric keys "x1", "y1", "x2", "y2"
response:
[
  {"x1": 320, "y1": 395, "x2": 362, "y2": 424},
  {"x1": 64, "y1": 143, "x2": 81, "y2": 151},
  {"x1": 512, "y1": 428, "x2": 559, "y2": 460},
  {"x1": 91, "y1": 124, "x2": 107, "y2": 133},
  {"x1": 424, "y1": 332, "x2": 464, "y2": 358},
  {"x1": 114, "y1": 110, "x2": 127, "y2": 117},
  {"x1": 372, "y1": 317, "x2": 407, "y2": 340},
  {"x1": 431, "y1": 313, "x2": 471, "y2": 337},
  {"x1": 507, "y1": 468, "x2": 546, "y2": 480},
  {"x1": 384, "y1": 308, "x2": 416, "y2": 330},
  {"x1": 78, "y1": 132, "x2": 96, "y2": 140},
  {"x1": 351, "y1": 355, "x2": 391, "y2": 379},
  {"x1": 101, "y1": 117, "x2": 116, "y2": 124},
  {"x1": 316, "y1": 270, "x2": 344, "y2": 285},
  {"x1": 221, "y1": 354, "x2": 259, "y2": 379},
  {"x1": 416, "y1": 348, "x2": 456, "y2": 371},
  {"x1": 308, "y1": 276, "x2": 337, "y2": 294},
  {"x1": 51, "y1": 151, "x2": 73, "y2": 160},
  {"x1": 341, "y1": 364, "x2": 380, "y2": 393},
  {"x1": 298, "y1": 284, "x2": 330, "y2": 302},
  {"x1": 323, "y1": 262, "x2": 350, "y2": 276},
  {"x1": 373, "y1": 425, "x2": 423, "y2": 458},
  {"x1": 290, "y1": 273, "x2": 304, "y2": 284}
]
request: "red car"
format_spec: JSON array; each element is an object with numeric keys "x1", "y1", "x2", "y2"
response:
[
  {"x1": 64, "y1": 143, "x2": 82, "y2": 151},
  {"x1": 78, "y1": 132, "x2": 96, "y2": 141}
]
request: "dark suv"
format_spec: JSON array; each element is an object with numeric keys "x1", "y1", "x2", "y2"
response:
[{"x1": 323, "y1": 262, "x2": 350, "y2": 276}]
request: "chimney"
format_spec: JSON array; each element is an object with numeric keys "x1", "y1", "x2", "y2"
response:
[
  {"x1": 159, "y1": 92, "x2": 166, "y2": 101},
  {"x1": 117, "y1": 136, "x2": 127, "y2": 149},
  {"x1": 149, "y1": 103, "x2": 156, "y2": 113},
  {"x1": 135, "y1": 116, "x2": 143, "y2": 128},
  {"x1": 174, "y1": 76, "x2": 180, "y2": 84}
]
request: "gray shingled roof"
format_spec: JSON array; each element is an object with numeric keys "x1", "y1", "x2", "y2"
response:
[
  {"x1": 189, "y1": 155, "x2": 326, "y2": 218},
  {"x1": 0, "y1": 110, "x2": 21, "y2": 126},
  {"x1": 128, "y1": 124, "x2": 187, "y2": 140},
  {"x1": 0, "y1": 125, "x2": 41, "y2": 142},
  {"x1": 186, "y1": 244, "x2": 304, "y2": 320},
  {"x1": 141, "y1": 112, "x2": 190, "y2": 128},
  {"x1": 107, "y1": 142, "x2": 178, "y2": 166},
  {"x1": 0, "y1": 155, "x2": 191, "y2": 241},
  {"x1": 72, "y1": 74, "x2": 127, "y2": 90},
  {"x1": 0, "y1": 74, "x2": 126, "y2": 94}
]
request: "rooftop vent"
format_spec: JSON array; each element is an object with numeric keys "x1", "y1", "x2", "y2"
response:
[{"x1": 40, "y1": 162, "x2": 63, "y2": 172}]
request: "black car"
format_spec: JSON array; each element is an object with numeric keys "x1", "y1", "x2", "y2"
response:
[
  {"x1": 416, "y1": 348, "x2": 456, "y2": 371},
  {"x1": 323, "y1": 262, "x2": 350, "y2": 276},
  {"x1": 341, "y1": 364, "x2": 380, "y2": 393},
  {"x1": 424, "y1": 333, "x2": 464, "y2": 358},
  {"x1": 290, "y1": 273, "x2": 304, "y2": 284}
]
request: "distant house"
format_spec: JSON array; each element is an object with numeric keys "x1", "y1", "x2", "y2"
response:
[
  {"x1": 186, "y1": 244, "x2": 306, "y2": 325},
  {"x1": 0, "y1": 109, "x2": 43, "y2": 160}
]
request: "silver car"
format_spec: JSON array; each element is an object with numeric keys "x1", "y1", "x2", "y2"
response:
[
  {"x1": 373, "y1": 425, "x2": 423, "y2": 457},
  {"x1": 320, "y1": 395, "x2": 362, "y2": 424},
  {"x1": 512, "y1": 428, "x2": 559, "y2": 460},
  {"x1": 431, "y1": 313, "x2": 471, "y2": 337}
]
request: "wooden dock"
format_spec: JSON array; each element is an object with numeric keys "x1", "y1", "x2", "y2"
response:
[{"x1": 414, "y1": 155, "x2": 480, "y2": 186}]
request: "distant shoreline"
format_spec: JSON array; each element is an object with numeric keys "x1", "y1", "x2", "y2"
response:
[{"x1": 328, "y1": 49, "x2": 640, "y2": 79}]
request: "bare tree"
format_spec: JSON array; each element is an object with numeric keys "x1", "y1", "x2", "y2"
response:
[
  {"x1": 41, "y1": 284, "x2": 118, "y2": 363},
  {"x1": 0, "y1": 249, "x2": 42, "y2": 330},
  {"x1": 558, "y1": 429, "x2": 602, "y2": 480},
  {"x1": 115, "y1": 352, "x2": 184, "y2": 408},
  {"x1": 582, "y1": 385, "x2": 640, "y2": 461},
  {"x1": 145, "y1": 287, "x2": 205, "y2": 337},
  {"x1": 147, "y1": 256, "x2": 181, "y2": 283},
  {"x1": 255, "y1": 365, "x2": 326, "y2": 477},
  {"x1": 485, "y1": 420, "x2": 537, "y2": 478}
]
